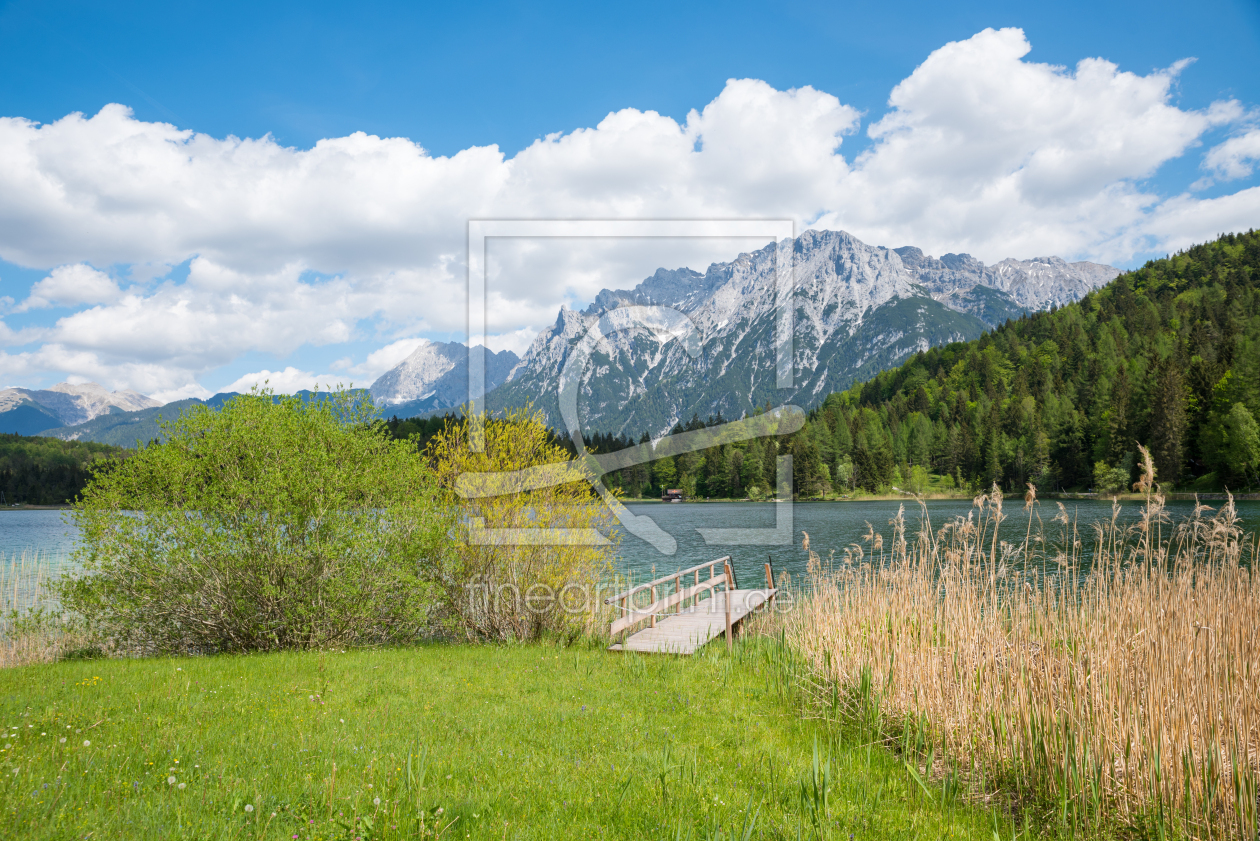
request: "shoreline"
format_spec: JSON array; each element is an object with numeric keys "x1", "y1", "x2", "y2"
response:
[{"x1": 625, "y1": 491, "x2": 1260, "y2": 504}]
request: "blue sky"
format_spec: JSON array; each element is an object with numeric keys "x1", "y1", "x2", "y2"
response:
[{"x1": 1, "y1": 0, "x2": 1258, "y2": 399}]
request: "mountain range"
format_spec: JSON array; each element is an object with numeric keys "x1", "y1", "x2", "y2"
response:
[
  {"x1": 482, "y1": 229, "x2": 1118, "y2": 438},
  {"x1": 2, "y1": 229, "x2": 1117, "y2": 445},
  {"x1": 0, "y1": 383, "x2": 159, "y2": 436}
]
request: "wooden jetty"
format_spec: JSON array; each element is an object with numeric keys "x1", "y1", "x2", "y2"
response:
[{"x1": 604, "y1": 557, "x2": 777, "y2": 655}]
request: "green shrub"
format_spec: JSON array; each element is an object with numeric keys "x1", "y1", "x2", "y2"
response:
[
  {"x1": 58, "y1": 389, "x2": 453, "y2": 654},
  {"x1": 426, "y1": 408, "x2": 615, "y2": 641}
]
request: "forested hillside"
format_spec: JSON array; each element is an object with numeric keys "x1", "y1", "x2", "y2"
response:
[
  {"x1": 0, "y1": 434, "x2": 127, "y2": 505},
  {"x1": 589, "y1": 231, "x2": 1259, "y2": 498},
  {"x1": 770, "y1": 230, "x2": 1260, "y2": 495}
]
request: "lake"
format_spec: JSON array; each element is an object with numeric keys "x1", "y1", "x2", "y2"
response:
[
  {"x1": 0, "y1": 509, "x2": 82, "y2": 573},
  {"x1": 616, "y1": 498, "x2": 1260, "y2": 586},
  {"x1": 4, "y1": 498, "x2": 1258, "y2": 595}
]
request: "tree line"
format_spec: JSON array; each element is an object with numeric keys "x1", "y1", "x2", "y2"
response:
[{"x1": 0, "y1": 434, "x2": 127, "y2": 505}]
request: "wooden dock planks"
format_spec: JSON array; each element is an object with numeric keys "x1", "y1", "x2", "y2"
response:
[{"x1": 608, "y1": 589, "x2": 776, "y2": 655}]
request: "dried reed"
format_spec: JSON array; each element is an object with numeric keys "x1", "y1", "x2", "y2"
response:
[
  {"x1": 0, "y1": 550, "x2": 89, "y2": 668},
  {"x1": 783, "y1": 462, "x2": 1260, "y2": 838}
]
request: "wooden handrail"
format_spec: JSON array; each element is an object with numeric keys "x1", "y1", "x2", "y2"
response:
[
  {"x1": 603, "y1": 556, "x2": 732, "y2": 604},
  {"x1": 608, "y1": 563, "x2": 733, "y2": 637}
]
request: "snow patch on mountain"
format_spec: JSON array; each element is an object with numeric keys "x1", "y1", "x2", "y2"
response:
[
  {"x1": 0, "y1": 382, "x2": 160, "y2": 427},
  {"x1": 488, "y1": 228, "x2": 1118, "y2": 436},
  {"x1": 369, "y1": 341, "x2": 519, "y2": 410}
]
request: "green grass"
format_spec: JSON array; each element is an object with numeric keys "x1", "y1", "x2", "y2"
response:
[{"x1": 0, "y1": 639, "x2": 1010, "y2": 840}]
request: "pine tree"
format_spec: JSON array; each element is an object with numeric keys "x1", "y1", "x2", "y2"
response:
[
  {"x1": 790, "y1": 432, "x2": 822, "y2": 497},
  {"x1": 763, "y1": 437, "x2": 779, "y2": 493},
  {"x1": 985, "y1": 431, "x2": 1004, "y2": 488},
  {"x1": 1107, "y1": 365, "x2": 1133, "y2": 465},
  {"x1": 742, "y1": 438, "x2": 766, "y2": 491},
  {"x1": 833, "y1": 411, "x2": 852, "y2": 458},
  {"x1": 1149, "y1": 359, "x2": 1188, "y2": 486}
]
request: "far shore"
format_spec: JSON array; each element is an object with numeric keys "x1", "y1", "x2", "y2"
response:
[{"x1": 627, "y1": 491, "x2": 1260, "y2": 504}]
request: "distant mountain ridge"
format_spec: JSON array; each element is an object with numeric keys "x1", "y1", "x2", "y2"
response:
[
  {"x1": 34, "y1": 392, "x2": 242, "y2": 447},
  {"x1": 0, "y1": 383, "x2": 160, "y2": 435},
  {"x1": 2, "y1": 230, "x2": 1118, "y2": 446},
  {"x1": 28, "y1": 384, "x2": 490, "y2": 448},
  {"x1": 486, "y1": 229, "x2": 1119, "y2": 438}
]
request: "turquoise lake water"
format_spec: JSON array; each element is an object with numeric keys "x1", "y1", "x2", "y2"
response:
[
  {"x1": 615, "y1": 498, "x2": 1260, "y2": 585},
  {"x1": 4, "y1": 499, "x2": 1257, "y2": 593}
]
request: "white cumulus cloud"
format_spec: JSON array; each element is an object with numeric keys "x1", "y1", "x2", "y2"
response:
[
  {"x1": 17, "y1": 264, "x2": 123, "y2": 311},
  {"x1": 1201, "y1": 127, "x2": 1260, "y2": 183},
  {"x1": 333, "y1": 338, "x2": 431, "y2": 382},
  {"x1": 219, "y1": 367, "x2": 335, "y2": 395},
  {"x1": 0, "y1": 27, "x2": 1255, "y2": 397}
]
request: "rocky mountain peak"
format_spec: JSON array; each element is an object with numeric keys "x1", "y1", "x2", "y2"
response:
[
  {"x1": 487, "y1": 229, "x2": 1120, "y2": 436},
  {"x1": 0, "y1": 382, "x2": 160, "y2": 428},
  {"x1": 369, "y1": 340, "x2": 519, "y2": 412}
]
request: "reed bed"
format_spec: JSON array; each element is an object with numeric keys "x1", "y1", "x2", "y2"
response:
[
  {"x1": 0, "y1": 550, "x2": 89, "y2": 668},
  {"x1": 783, "y1": 451, "x2": 1260, "y2": 839}
]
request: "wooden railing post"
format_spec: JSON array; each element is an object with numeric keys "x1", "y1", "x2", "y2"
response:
[
  {"x1": 723, "y1": 559, "x2": 733, "y2": 651},
  {"x1": 650, "y1": 583, "x2": 658, "y2": 628},
  {"x1": 674, "y1": 574, "x2": 681, "y2": 613},
  {"x1": 765, "y1": 559, "x2": 776, "y2": 611}
]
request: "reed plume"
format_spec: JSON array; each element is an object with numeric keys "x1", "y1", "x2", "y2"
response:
[{"x1": 781, "y1": 489, "x2": 1260, "y2": 839}]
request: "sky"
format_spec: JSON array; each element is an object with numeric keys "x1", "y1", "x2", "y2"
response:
[{"x1": 1, "y1": 0, "x2": 1258, "y2": 402}]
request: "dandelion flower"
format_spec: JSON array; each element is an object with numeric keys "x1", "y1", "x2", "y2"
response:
[
  {"x1": 168, "y1": 776, "x2": 176, "y2": 785},
  {"x1": 373, "y1": 797, "x2": 380, "y2": 806},
  {"x1": 244, "y1": 804, "x2": 254, "y2": 813},
  {"x1": 178, "y1": 782, "x2": 186, "y2": 790},
  {"x1": 83, "y1": 740, "x2": 90, "y2": 747},
  {"x1": 59, "y1": 738, "x2": 66, "y2": 744}
]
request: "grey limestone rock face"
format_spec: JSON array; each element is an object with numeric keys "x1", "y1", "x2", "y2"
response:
[
  {"x1": 369, "y1": 341, "x2": 519, "y2": 411},
  {"x1": 484, "y1": 229, "x2": 1118, "y2": 437},
  {"x1": 0, "y1": 382, "x2": 160, "y2": 427}
]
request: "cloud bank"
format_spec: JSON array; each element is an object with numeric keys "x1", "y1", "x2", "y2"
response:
[{"x1": 0, "y1": 27, "x2": 1256, "y2": 398}]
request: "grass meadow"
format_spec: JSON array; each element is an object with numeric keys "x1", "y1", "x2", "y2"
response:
[{"x1": 0, "y1": 638, "x2": 1009, "y2": 841}]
